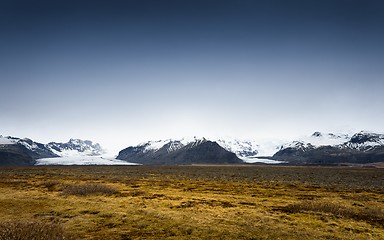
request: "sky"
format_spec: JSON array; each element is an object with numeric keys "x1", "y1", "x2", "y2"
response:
[{"x1": 1, "y1": 0, "x2": 384, "y2": 152}]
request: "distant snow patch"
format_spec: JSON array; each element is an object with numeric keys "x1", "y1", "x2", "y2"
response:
[{"x1": 0, "y1": 136, "x2": 15, "y2": 145}]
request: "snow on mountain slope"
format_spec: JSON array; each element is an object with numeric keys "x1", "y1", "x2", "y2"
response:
[
  {"x1": 140, "y1": 139, "x2": 173, "y2": 153},
  {"x1": 275, "y1": 131, "x2": 384, "y2": 159},
  {"x1": 166, "y1": 140, "x2": 184, "y2": 152},
  {"x1": 135, "y1": 137, "x2": 252, "y2": 157},
  {"x1": 0, "y1": 135, "x2": 59, "y2": 160},
  {"x1": 253, "y1": 139, "x2": 287, "y2": 157},
  {"x1": 0, "y1": 136, "x2": 42, "y2": 150},
  {"x1": 117, "y1": 138, "x2": 243, "y2": 165},
  {"x1": 126, "y1": 136, "x2": 285, "y2": 163},
  {"x1": 343, "y1": 131, "x2": 384, "y2": 151},
  {"x1": 0, "y1": 136, "x2": 15, "y2": 145},
  {"x1": 281, "y1": 132, "x2": 351, "y2": 150},
  {"x1": 215, "y1": 138, "x2": 259, "y2": 159},
  {"x1": 185, "y1": 137, "x2": 207, "y2": 148},
  {"x1": 215, "y1": 138, "x2": 287, "y2": 164},
  {"x1": 1, "y1": 135, "x2": 110, "y2": 166},
  {"x1": 273, "y1": 131, "x2": 384, "y2": 164},
  {"x1": 18, "y1": 138, "x2": 43, "y2": 151},
  {"x1": 47, "y1": 139, "x2": 104, "y2": 157},
  {"x1": 303, "y1": 132, "x2": 350, "y2": 147},
  {"x1": 137, "y1": 137, "x2": 206, "y2": 153}
]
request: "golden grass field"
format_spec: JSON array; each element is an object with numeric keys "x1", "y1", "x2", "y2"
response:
[{"x1": 0, "y1": 165, "x2": 383, "y2": 239}]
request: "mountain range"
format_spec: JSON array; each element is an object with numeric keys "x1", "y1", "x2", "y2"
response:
[
  {"x1": 0, "y1": 136, "x2": 104, "y2": 166},
  {"x1": 116, "y1": 131, "x2": 384, "y2": 165},
  {"x1": 1, "y1": 131, "x2": 384, "y2": 166},
  {"x1": 273, "y1": 131, "x2": 384, "y2": 165}
]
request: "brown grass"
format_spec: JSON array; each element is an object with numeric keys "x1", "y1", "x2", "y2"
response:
[
  {"x1": 61, "y1": 183, "x2": 120, "y2": 196},
  {"x1": 0, "y1": 165, "x2": 383, "y2": 239},
  {"x1": 278, "y1": 200, "x2": 384, "y2": 226},
  {"x1": 0, "y1": 220, "x2": 75, "y2": 240}
]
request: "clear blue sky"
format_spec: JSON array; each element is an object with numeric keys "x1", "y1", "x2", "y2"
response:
[{"x1": 1, "y1": 0, "x2": 384, "y2": 152}]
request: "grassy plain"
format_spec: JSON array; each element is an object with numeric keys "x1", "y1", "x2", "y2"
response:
[{"x1": 0, "y1": 165, "x2": 383, "y2": 239}]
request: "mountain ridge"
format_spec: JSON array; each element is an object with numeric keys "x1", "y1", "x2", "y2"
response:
[
  {"x1": 0, "y1": 135, "x2": 104, "y2": 166},
  {"x1": 2, "y1": 130, "x2": 384, "y2": 166},
  {"x1": 272, "y1": 131, "x2": 384, "y2": 164}
]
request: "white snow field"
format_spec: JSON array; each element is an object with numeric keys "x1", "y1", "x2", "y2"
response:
[{"x1": 36, "y1": 155, "x2": 138, "y2": 165}]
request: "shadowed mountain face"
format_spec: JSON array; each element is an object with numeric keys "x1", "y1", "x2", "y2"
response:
[
  {"x1": 0, "y1": 137, "x2": 59, "y2": 166},
  {"x1": 0, "y1": 144, "x2": 37, "y2": 166},
  {"x1": 117, "y1": 140, "x2": 243, "y2": 165}
]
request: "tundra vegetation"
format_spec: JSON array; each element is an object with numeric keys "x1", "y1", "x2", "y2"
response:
[{"x1": 0, "y1": 165, "x2": 383, "y2": 239}]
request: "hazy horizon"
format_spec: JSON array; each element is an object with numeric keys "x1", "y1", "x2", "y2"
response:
[{"x1": 1, "y1": 0, "x2": 384, "y2": 152}]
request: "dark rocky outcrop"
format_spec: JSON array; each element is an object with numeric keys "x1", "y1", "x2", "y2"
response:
[{"x1": 0, "y1": 144, "x2": 37, "y2": 166}]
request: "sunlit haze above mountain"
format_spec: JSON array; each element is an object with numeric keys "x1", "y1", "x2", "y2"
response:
[{"x1": 1, "y1": 0, "x2": 384, "y2": 152}]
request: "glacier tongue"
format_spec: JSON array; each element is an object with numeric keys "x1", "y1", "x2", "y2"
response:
[
  {"x1": 215, "y1": 138, "x2": 259, "y2": 158},
  {"x1": 36, "y1": 155, "x2": 138, "y2": 165}
]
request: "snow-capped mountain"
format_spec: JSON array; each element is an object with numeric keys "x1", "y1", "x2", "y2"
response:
[
  {"x1": 0, "y1": 136, "x2": 15, "y2": 145},
  {"x1": 0, "y1": 135, "x2": 105, "y2": 165},
  {"x1": 278, "y1": 131, "x2": 384, "y2": 152},
  {"x1": 117, "y1": 137, "x2": 243, "y2": 165},
  {"x1": 116, "y1": 136, "x2": 288, "y2": 164},
  {"x1": 3, "y1": 131, "x2": 384, "y2": 166},
  {"x1": 273, "y1": 131, "x2": 384, "y2": 164},
  {"x1": 343, "y1": 131, "x2": 384, "y2": 152},
  {"x1": 0, "y1": 135, "x2": 58, "y2": 165},
  {"x1": 281, "y1": 132, "x2": 350, "y2": 150},
  {"x1": 213, "y1": 137, "x2": 287, "y2": 163},
  {"x1": 47, "y1": 139, "x2": 104, "y2": 157},
  {"x1": 0, "y1": 136, "x2": 59, "y2": 159},
  {"x1": 117, "y1": 136, "x2": 287, "y2": 163},
  {"x1": 137, "y1": 137, "x2": 206, "y2": 154},
  {"x1": 215, "y1": 138, "x2": 259, "y2": 159}
]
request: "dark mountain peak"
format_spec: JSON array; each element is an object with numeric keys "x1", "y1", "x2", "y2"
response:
[
  {"x1": 68, "y1": 138, "x2": 81, "y2": 144},
  {"x1": 185, "y1": 137, "x2": 207, "y2": 148},
  {"x1": 350, "y1": 131, "x2": 383, "y2": 144},
  {"x1": 312, "y1": 132, "x2": 322, "y2": 137},
  {"x1": 21, "y1": 138, "x2": 34, "y2": 144},
  {"x1": 179, "y1": 140, "x2": 242, "y2": 165},
  {"x1": 68, "y1": 138, "x2": 93, "y2": 145}
]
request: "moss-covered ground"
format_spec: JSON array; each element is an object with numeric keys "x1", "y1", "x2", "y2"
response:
[{"x1": 0, "y1": 165, "x2": 383, "y2": 239}]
